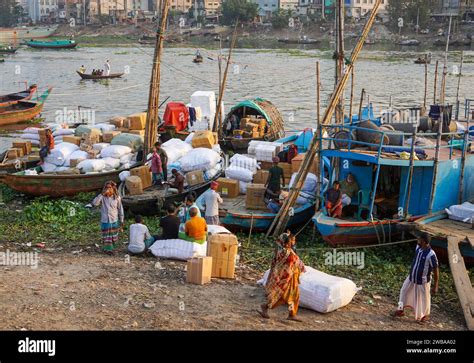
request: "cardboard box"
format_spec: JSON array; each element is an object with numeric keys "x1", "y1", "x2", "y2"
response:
[
  {"x1": 278, "y1": 162, "x2": 293, "y2": 180},
  {"x1": 192, "y1": 130, "x2": 215, "y2": 149},
  {"x1": 130, "y1": 165, "x2": 152, "y2": 189},
  {"x1": 118, "y1": 127, "x2": 130, "y2": 133},
  {"x1": 87, "y1": 149, "x2": 100, "y2": 159},
  {"x1": 186, "y1": 170, "x2": 205, "y2": 186},
  {"x1": 253, "y1": 170, "x2": 269, "y2": 184},
  {"x1": 217, "y1": 178, "x2": 240, "y2": 198},
  {"x1": 209, "y1": 234, "x2": 238, "y2": 279},
  {"x1": 125, "y1": 175, "x2": 143, "y2": 195},
  {"x1": 233, "y1": 130, "x2": 245, "y2": 137},
  {"x1": 245, "y1": 183, "x2": 267, "y2": 210},
  {"x1": 83, "y1": 133, "x2": 100, "y2": 146},
  {"x1": 244, "y1": 121, "x2": 260, "y2": 132},
  {"x1": 129, "y1": 130, "x2": 145, "y2": 137},
  {"x1": 79, "y1": 143, "x2": 93, "y2": 152},
  {"x1": 102, "y1": 131, "x2": 121, "y2": 143},
  {"x1": 212, "y1": 132, "x2": 218, "y2": 145},
  {"x1": 6, "y1": 149, "x2": 19, "y2": 159},
  {"x1": 12, "y1": 141, "x2": 32, "y2": 155},
  {"x1": 128, "y1": 112, "x2": 147, "y2": 130},
  {"x1": 39, "y1": 129, "x2": 47, "y2": 148},
  {"x1": 62, "y1": 135, "x2": 82, "y2": 146},
  {"x1": 109, "y1": 116, "x2": 126, "y2": 128},
  {"x1": 186, "y1": 256, "x2": 212, "y2": 285},
  {"x1": 239, "y1": 117, "x2": 251, "y2": 129},
  {"x1": 27, "y1": 154, "x2": 39, "y2": 161},
  {"x1": 291, "y1": 153, "x2": 318, "y2": 175},
  {"x1": 70, "y1": 158, "x2": 85, "y2": 168}
]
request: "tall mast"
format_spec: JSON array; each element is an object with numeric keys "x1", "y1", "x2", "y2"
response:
[{"x1": 335, "y1": 0, "x2": 345, "y2": 124}]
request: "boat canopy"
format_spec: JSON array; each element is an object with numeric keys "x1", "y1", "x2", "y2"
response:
[
  {"x1": 163, "y1": 102, "x2": 189, "y2": 131},
  {"x1": 229, "y1": 98, "x2": 278, "y2": 126}
]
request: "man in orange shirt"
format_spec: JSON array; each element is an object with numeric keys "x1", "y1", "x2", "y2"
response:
[
  {"x1": 183, "y1": 207, "x2": 207, "y2": 243},
  {"x1": 39, "y1": 128, "x2": 55, "y2": 165}
]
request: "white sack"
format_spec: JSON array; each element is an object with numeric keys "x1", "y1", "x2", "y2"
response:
[
  {"x1": 446, "y1": 202, "x2": 474, "y2": 223},
  {"x1": 100, "y1": 145, "x2": 132, "y2": 159},
  {"x1": 178, "y1": 148, "x2": 220, "y2": 172},
  {"x1": 149, "y1": 239, "x2": 207, "y2": 261},
  {"x1": 92, "y1": 143, "x2": 110, "y2": 152},
  {"x1": 289, "y1": 172, "x2": 318, "y2": 193},
  {"x1": 21, "y1": 133, "x2": 40, "y2": 141},
  {"x1": 102, "y1": 157, "x2": 121, "y2": 170},
  {"x1": 77, "y1": 159, "x2": 106, "y2": 173},
  {"x1": 184, "y1": 132, "x2": 195, "y2": 144},
  {"x1": 229, "y1": 154, "x2": 259, "y2": 172},
  {"x1": 225, "y1": 165, "x2": 254, "y2": 183},
  {"x1": 94, "y1": 123, "x2": 116, "y2": 132},
  {"x1": 41, "y1": 163, "x2": 57, "y2": 173},
  {"x1": 52, "y1": 128, "x2": 75, "y2": 137},
  {"x1": 64, "y1": 150, "x2": 89, "y2": 166},
  {"x1": 119, "y1": 170, "x2": 131, "y2": 182},
  {"x1": 45, "y1": 142, "x2": 79, "y2": 166},
  {"x1": 120, "y1": 153, "x2": 134, "y2": 165},
  {"x1": 162, "y1": 138, "x2": 193, "y2": 164}
]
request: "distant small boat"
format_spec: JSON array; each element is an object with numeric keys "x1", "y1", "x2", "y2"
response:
[
  {"x1": 414, "y1": 58, "x2": 431, "y2": 64},
  {"x1": 0, "y1": 84, "x2": 37, "y2": 108},
  {"x1": 399, "y1": 39, "x2": 420, "y2": 46},
  {"x1": 193, "y1": 55, "x2": 203, "y2": 63},
  {"x1": 278, "y1": 37, "x2": 320, "y2": 45},
  {"x1": 0, "y1": 87, "x2": 52, "y2": 126},
  {"x1": 0, "y1": 45, "x2": 18, "y2": 54},
  {"x1": 76, "y1": 71, "x2": 124, "y2": 80},
  {"x1": 0, "y1": 58, "x2": 4, "y2": 63},
  {"x1": 26, "y1": 39, "x2": 77, "y2": 49}
]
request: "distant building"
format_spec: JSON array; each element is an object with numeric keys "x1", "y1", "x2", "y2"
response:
[
  {"x1": 344, "y1": 0, "x2": 388, "y2": 21},
  {"x1": 297, "y1": 0, "x2": 322, "y2": 17},
  {"x1": 280, "y1": 0, "x2": 299, "y2": 12},
  {"x1": 28, "y1": 0, "x2": 59, "y2": 22},
  {"x1": 169, "y1": 0, "x2": 193, "y2": 13},
  {"x1": 255, "y1": 0, "x2": 279, "y2": 18}
]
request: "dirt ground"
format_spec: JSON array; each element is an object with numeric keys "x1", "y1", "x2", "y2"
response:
[{"x1": 0, "y1": 249, "x2": 466, "y2": 331}]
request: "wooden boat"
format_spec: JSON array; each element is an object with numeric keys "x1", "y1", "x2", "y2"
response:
[
  {"x1": 414, "y1": 58, "x2": 430, "y2": 64},
  {"x1": 26, "y1": 39, "x2": 77, "y2": 49},
  {"x1": 0, "y1": 87, "x2": 52, "y2": 126},
  {"x1": 0, "y1": 25, "x2": 58, "y2": 43},
  {"x1": 0, "y1": 157, "x2": 39, "y2": 178},
  {"x1": 0, "y1": 84, "x2": 37, "y2": 108},
  {"x1": 398, "y1": 39, "x2": 420, "y2": 46},
  {"x1": 1, "y1": 166, "x2": 125, "y2": 197},
  {"x1": 0, "y1": 45, "x2": 18, "y2": 54},
  {"x1": 278, "y1": 37, "x2": 320, "y2": 45},
  {"x1": 415, "y1": 211, "x2": 474, "y2": 268},
  {"x1": 77, "y1": 71, "x2": 124, "y2": 80},
  {"x1": 119, "y1": 172, "x2": 223, "y2": 216}
]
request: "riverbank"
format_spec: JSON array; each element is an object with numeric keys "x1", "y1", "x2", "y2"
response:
[{"x1": 0, "y1": 185, "x2": 470, "y2": 330}]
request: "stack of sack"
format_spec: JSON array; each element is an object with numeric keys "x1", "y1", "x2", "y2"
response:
[
  {"x1": 225, "y1": 154, "x2": 260, "y2": 194},
  {"x1": 248, "y1": 140, "x2": 284, "y2": 162},
  {"x1": 288, "y1": 172, "x2": 327, "y2": 205}
]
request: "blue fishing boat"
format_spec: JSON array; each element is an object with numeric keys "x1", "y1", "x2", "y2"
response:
[
  {"x1": 312, "y1": 121, "x2": 474, "y2": 247},
  {"x1": 25, "y1": 39, "x2": 77, "y2": 49}
]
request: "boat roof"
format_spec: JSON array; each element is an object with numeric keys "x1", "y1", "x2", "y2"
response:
[{"x1": 230, "y1": 98, "x2": 277, "y2": 126}]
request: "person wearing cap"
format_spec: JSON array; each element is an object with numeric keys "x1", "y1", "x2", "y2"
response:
[
  {"x1": 265, "y1": 156, "x2": 285, "y2": 200},
  {"x1": 339, "y1": 172, "x2": 359, "y2": 207},
  {"x1": 202, "y1": 181, "x2": 223, "y2": 225}
]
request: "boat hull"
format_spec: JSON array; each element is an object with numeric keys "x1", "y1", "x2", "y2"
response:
[
  {"x1": 0, "y1": 26, "x2": 58, "y2": 42},
  {"x1": 0, "y1": 86, "x2": 37, "y2": 108},
  {"x1": 77, "y1": 71, "x2": 124, "y2": 80},
  {"x1": 1, "y1": 169, "x2": 122, "y2": 197},
  {"x1": 26, "y1": 41, "x2": 77, "y2": 49},
  {"x1": 430, "y1": 238, "x2": 474, "y2": 268},
  {"x1": 0, "y1": 101, "x2": 45, "y2": 125}
]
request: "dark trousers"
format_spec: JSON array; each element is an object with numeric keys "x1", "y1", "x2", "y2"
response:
[{"x1": 162, "y1": 164, "x2": 167, "y2": 181}]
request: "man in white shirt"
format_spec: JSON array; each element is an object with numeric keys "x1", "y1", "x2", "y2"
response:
[
  {"x1": 104, "y1": 59, "x2": 111, "y2": 76},
  {"x1": 128, "y1": 215, "x2": 154, "y2": 255},
  {"x1": 202, "y1": 181, "x2": 223, "y2": 225}
]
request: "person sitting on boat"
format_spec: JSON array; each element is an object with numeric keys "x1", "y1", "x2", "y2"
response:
[
  {"x1": 394, "y1": 233, "x2": 439, "y2": 323},
  {"x1": 167, "y1": 169, "x2": 185, "y2": 194},
  {"x1": 104, "y1": 60, "x2": 111, "y2": 76},
  {"x1": 79, "y1": 65, "x2": 86, "y2": 74},
  {"x1": 148, "y1": 145, "x2": 163, "y2": 186},
  {"x1": 154, "y1": 204, "x2": 180, "y2": 240},
  {"x1": 182, "y1": 207, "x2": 207, "y2": 243},
  {"x1": 127, "y1": 214, "x2": 154, "y2": 255},
  {"x1": 324, "y1": 181, "x2": 342, "y2": 218},
  {"x1": 38, "y1": 129, "x2": 55, "y2": 165},
  {"x1": 265, "y1": 157, "x2": 285, "y2": 200},
  {"x1": 202, "y1": 181, "x2": 223, "y2": 225},
  {"x1": 92, "y1": 181, "x2": 124, "y2": 255},
  {"x1": 154, "y1": 141, "x2": 168, "y2": 181},
  {"x1": 180, "y1": 194, "x2": 201, "y2": 223},
  {"x1": 92, "y1": 69, "x2": 96, "y2": 75},
  {"x1": 257, "y1": 232, "x2": 305, "y2": 322},
  {"x1": 339, "y1": 172, "x2": 359, "y2": 208}
]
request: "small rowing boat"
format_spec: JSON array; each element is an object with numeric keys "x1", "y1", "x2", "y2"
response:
[
  {"x1": 26, "y1": 39, "x2": 77, "y2": 49},
  {"x1": 76, "y1": 71, "x2": 124, "y2": 80},
  {"x1": 0, "y1": 87, "x2": 52, "y2": 126},
  {"x1": 0, "y1": 45, "x2": 18, "y2": 54},
  {"x1": 0, "y1": 84, "x2": 37, "y2": 108}
]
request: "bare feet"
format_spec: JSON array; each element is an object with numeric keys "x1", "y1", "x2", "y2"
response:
[{"x1": 287, "y1": 315, "x2": 302, "y2": 322}]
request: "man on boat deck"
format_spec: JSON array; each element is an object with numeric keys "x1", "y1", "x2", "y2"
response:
[
  {"x1": 38, "y1": 129, "x2": 55, "y2": 165},
  {"x1": 79, "y1": 65, "x2": 86, "y2": 74},
  {"x1": 148, "y1": 145, "x2": 163, "y2": 186},
  {"x1": 339, "y1": 173, "x2": 359, "y2": 207},
  {"x1": 325, "y1": 181, "x2": 342, "y2": 218},
  {"x1": 180, "y1": 194, "x2": 201, "y2": 223},
  {"x1": 395, "y1": 233, "x2": 439, "y2": 323},
  {"x1": 202, "y1": 181, "x2": 223, "y2": 225},
  {"x1": 167, "y1": 169, "x2": 185, "y2": 194},
  {"x1": 265, "y1": 157, "x2": 285, "y2": 200},
  {"x1": 183, "y1": 207, "x2": 207, "y2": 243},
  {"x1": 104, "y1": 60, "x2": 111, "y2": 76},
  {"x1": 154, "y1": 141, "x2": 168, "y2": 181}
]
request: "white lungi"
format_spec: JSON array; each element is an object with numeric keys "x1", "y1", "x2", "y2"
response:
[{"x1": 398, "y1": 276, "x2": 431, "y2": 321}]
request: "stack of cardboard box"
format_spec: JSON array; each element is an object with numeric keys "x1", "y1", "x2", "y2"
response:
[
  {"x1": 12, "y1": 141, "x2": 32, "y2": 156},
  {"x1": 291, "y1": 153, "x2": 319, "y2": 175},
  {"x1": 278, "y1": 162, "x2": 293, "y2": 185},
  {"x1": 186, "y1": 170, "x2": 205, "y2": 186},
  {"x1": 125, "y1": 175, "x2": 143, "y2": 195},
  {"x1": 216, "y1": 178, "x2": 240, "y2": 198},
  {"x1": 253, "y1": 169, "x2": 269, "y2": 184},
  {"x1": 130, "y1": 165, "x2": 152, "y2": 189},
  {"x1": 102, "y1": 131, "x2": 121, "y2": 143},
  {"x1": 245, "y1": 183, "x2": 267, "y2": 210},
  {"x1": 208, "y1": 233, "x2": 238, "y2": 279}
]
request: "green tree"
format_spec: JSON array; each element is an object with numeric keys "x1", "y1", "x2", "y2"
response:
[
  {"x1": 271, "y1": 9, "x2": 291, "y2": 30},
  {"x1": 221, "y1": 0, "x2": 258, "y2": 25},
  {"x1": 0, "y1": 0, "x2": 21, "y2": 27},
  {"x1": 387, "y1": 0, "x2": 436, "y2": 31}
]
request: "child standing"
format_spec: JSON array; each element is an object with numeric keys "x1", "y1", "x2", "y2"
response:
[{"x1": 149, "y1": 145, "x2": 163, "y2": 186}]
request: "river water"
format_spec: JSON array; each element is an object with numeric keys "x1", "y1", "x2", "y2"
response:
[{"x1": 0, "y1": 45, "x2": 473, "y2": 152}]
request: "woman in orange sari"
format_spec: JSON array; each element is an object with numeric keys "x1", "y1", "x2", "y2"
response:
[{"x1": 258, "y1": 232, "x2": 306, "y2": 321}]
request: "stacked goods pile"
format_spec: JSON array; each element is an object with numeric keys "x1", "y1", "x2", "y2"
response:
[
  {"x1": 245, "y1": 183, "x2": 267, "y2": 210},
  {"x1": 248, "y1": 141, "x2": 284, "y2": 170},
  {"x1": 225, "y1": 154, "x2": 260, "y2": 194},
  {"x1": 239, "y1": 116, "x2": 266, "y2": 138}
]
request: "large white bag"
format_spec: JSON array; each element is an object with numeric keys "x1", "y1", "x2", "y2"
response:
[
  {"x1": 41, "y1": 163, "x2": 57, "y2": 173},
  {"x1": 229, "y1": 154, "x2": 259, "y2": 172},
  {"x1": 149, "y1": 239, "x2": 207, "y2": 261},
  {"x1": 184, "y1": 132, "x2": 195, "y2": 144},
  {"x1": 102, "y1": 157, "x2": 121, "y2": 170},
  {"x1": 92, "y1": 143, "x2": 110, "y2": 152},
  {"x1": 258, "y1": 266, "x2": 359, "y2": 313},
  {"x1": 94, "y1": 123, "x2": 116, "y2": 132},
  {"x1": 64, "y1": 150, "x2": 89, "y2": 166},
  {"x1": 225, "y1": 165, "x2": 254, "y2": 183},
  {"x1": 52, "y1": 128, "x2": 75, "y2": 137},
  {"x1": 178, "y1": 148, "x2": 220, "y2": 172},
  {"x1": 120, "y1": 153, "x2": 134, "y2": 165},
  {"x1": 446, "y1": 202, "x2": 474, "y2": 223},
  {"x1": 21, "y1": 133, "x2": 40, "y2": 141},
  {"x1": 248, "y1": 141, "x2": 283, "y2": 155},
  {"x1": 100, "y1": 145, "x2": 132, "y2": 159},
  {"x1": 162, "y1": 138, "x2": 193, "y2": 164},
  {"x1": 76, "y1": 159, "x2": 106, "y2": 173},
  {"x1": 119, "y1": 170, "x2": 131, "y2": 182},
  {"x1": 45, "y1": 142, "x2": 79, "y2": 166},
  {"x1": 289, "y1": 172, "x2": 319, "y2": 193}
]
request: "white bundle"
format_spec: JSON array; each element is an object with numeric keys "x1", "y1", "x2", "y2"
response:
[
  {"x1": 239, "y1": 181, "x2": 248, "y2": 194},
  {"x1": 119, "y1": 170, "x2": 131, "y2": 182},
  {"x1": 229, "y1": 154, "x2": 259, "y2": 172},
  {"x1": 21, "y1": 133, "x2": 40, "y2": 141},
  {"x1": 162, "y1": 138, "x2": 193, "y2": 164},
  {"x1": 188, "y1": 121, "x2": 209, "y2": 132},
  {"x1": 248, "y1": 141, "x2": 283, "y2": 155},
  {"x1": 446, "y1": 202, "x2": 474, "y2": 223},
  {"x1": 259, "y1": 266, "x2": 359, "y2": 313},
  {"x1": 289, "y1": 172, "x2": 318, "y2": 193},
  {"x1": 24, "y1": 169, "x2": 38, "y2": 176},
  {"x1": 41, "y1": 163, "x2": 57, "y2": 173},
  {"x1": 92, "y1": 143, "x2": 110, "y2": 152},
  {"x1": 94, "y1": 123, "x2": 116, "y2": 132},
  {"x1": 184, "y1": 132, "x2": 195, "y2": 144},
  {"x1": 45, "y1": 142, "x2": 79, "y2": 166},
  {"x1": 55, "y1": 166, "x2": 71, "y2": 172},
  {"x1": 23, "y1": 127, "x2": 41, "y2": 134},
  {"x1": 205, "y1": 164, "x2": 221, "y2": 180},
  {"x1": 212, "y1": 144, "x2": 222, "y2": 154},
  {"x1": 102, "y1": 157, "x2": 121, "y2": 170},
  {"x1": 76, "y1": 159, "x2": 106, "y2": 173},
  {"x1": 178, "y1": 148, "x2": 220, "y2": 172},
  {"x1": 120, "y1": 153, "x2": 134, "y2": 165},
  {"x1": 225, "y1": 165, "x2": 254, "y2": 183},
  {"x1": 149, "y1": 239, "x2": 207, "y2": 261},
  {"x1": 255, "y1": 144, "x2": 279, "y2": 162},
  {"x1": 64, "y1": 150, "x2": 89, "y2": 166},
  {"x1": 52, "y1": 128, "x2": 75, "y2": 137},
  {"x1": 100, "y1": 145, "x2": 132, "y2": 159}
]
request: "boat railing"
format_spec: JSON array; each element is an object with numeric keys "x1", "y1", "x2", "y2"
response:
[{"x1": 320, "y1": 124, "x2": 469, "y2": 161}]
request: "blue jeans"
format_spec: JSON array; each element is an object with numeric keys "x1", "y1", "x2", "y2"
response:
[
  {"x1": 267, "y1": 201, "x2": 281, "y2": 213},
  {"x1": 152, "y1": 172, "x2": 163, "y2": 184}
]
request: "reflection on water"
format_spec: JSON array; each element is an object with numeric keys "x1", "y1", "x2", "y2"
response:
[{"x1": 0, "y1": 46, "x2": 472, "y2": 135}]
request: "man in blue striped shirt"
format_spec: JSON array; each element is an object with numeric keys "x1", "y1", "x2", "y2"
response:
[{"x1": 394, "y1": 233, "x2": 439, "y2": 322}]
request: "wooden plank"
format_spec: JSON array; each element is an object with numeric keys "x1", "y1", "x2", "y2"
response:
[{"x1": 447, "y1": 236, "x2": 474, "y2": 331}]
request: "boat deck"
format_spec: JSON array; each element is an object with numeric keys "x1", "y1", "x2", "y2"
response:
[
  {"x1": 219, "y1": 195, "x2": 266, "y2": 215},
  {"x1": 124, "y1": 185, "x2": 167, "y2": 201},
  {"x1": 420, "y1": 218, "x2": 474, "y2": 246}
]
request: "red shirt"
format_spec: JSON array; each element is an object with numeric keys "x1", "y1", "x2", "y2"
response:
[{"x1": 47, "y1": 133, "x2": 54, "y2": 150}]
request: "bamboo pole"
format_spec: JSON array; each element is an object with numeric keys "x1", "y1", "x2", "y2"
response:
[
  {"x1": 440, "y1": 15, "x2": 452, "y2": 105},
  {"x1": 336, "y1": 0, "x2": 345, "y2": 125},
  {"x1": 428, "y1": 120, "x2": 444, "y2": 214},
  {"x1": 404, "y1": 131, "x2": 417, "y2": 218},
  {"x1": 316, "y1": 61, "x2": 321, "y2": 125},
  {"x1": 143, "y1": 0, "x2": 170, "y2": 158},
  {"x1": 433, "y1": 60, "x2": 439, "y2": 104},
  {"x1": 423, "y1": 59, "x2": 428, "y2": 109},
  {"x1": 349, "y1": 66, "x2": 354, "y2": 125},
  {"x1": 315, "y1": 62, "x2": 322, "y2": 211},
  {"x1": 267, "y1": 0, "x2": 383, "y2": 238},
  {"x1": 455, "y1": 50, "x2": 464, "y2": 120},
  {"x1": 214, "y1": 22, "x2": 238, "y2": 135}
]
